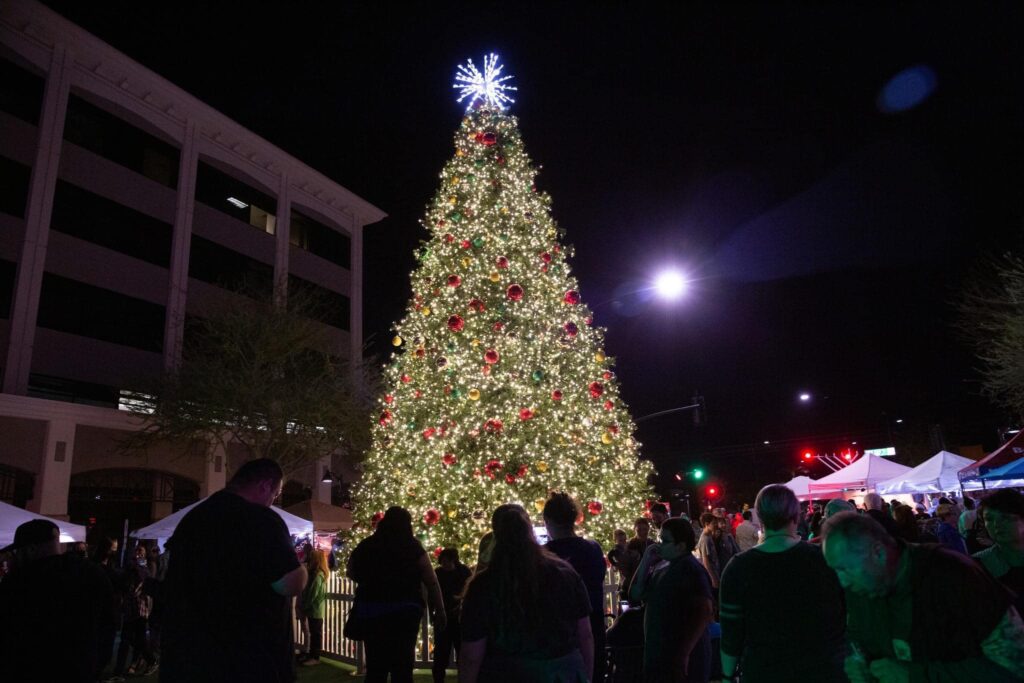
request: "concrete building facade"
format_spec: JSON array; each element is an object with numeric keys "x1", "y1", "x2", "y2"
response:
[{"x1": 0, "y1": 0, "x2": 384, "y2": 537}]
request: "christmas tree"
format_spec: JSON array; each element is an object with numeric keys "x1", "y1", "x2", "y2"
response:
[{"x1": 349, "y1": 56, "x2": 654, "y2": 558}]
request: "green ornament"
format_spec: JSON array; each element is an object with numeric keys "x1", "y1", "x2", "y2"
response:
[
  {"x1": 531, "y1": 370, "x2": 545, "y2": 383},
  {"x1": 446, "y1": 342, "x2": 456, "y2": 351},
  {"x1": 472, "y1": 236, "x2": 485, "y2": 248},
  {"x1": 467, "y1": 174, "x2": 476, "y2": 182},
  {"x1": 449, "y1": 211, "x2": 463, "y2": 223},
  {"x1": 406, "y1": 421, "x2": 416, "y2": 430},
  {"x1": 497, "y1": 303, "x2": 507, "y2": 313},
  {"x1": 499, "y1": 233, "x2": 509, "y2": 241},
  {"x1": 474, "y1": 159, "x2": 484, "y2": 168},
  {"x1": 451, "y1": 388, "x2": 463, "y2": 399}
]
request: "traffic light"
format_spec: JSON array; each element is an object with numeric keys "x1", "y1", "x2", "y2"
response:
[
  {"x1": 802, "y1": 451, "x2": 814, "y2": 462},
  {"x1": 842, "y1": 451, "x2": 854, "y2": 462},
  {"x1": 706, "y1": 484, "x2": 720, "y2": 499},
  {"x1": 692, "y1": 468, "x2": 704, "y2": 480}
]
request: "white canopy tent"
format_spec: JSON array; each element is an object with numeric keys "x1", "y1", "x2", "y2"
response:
[
  {"x1": 876, "y1": 450, "x2": 980, "y2": 495},
  {"x1": 807, "y1": 454, "x2": 913, "y2": 498},
  {"x1": 782, "y1": 475, "x2": 816, "y2": 501},
  {"x1": 132, "y1": 496, "x2": 314, "y2": 546},
  {"x1": 0, "y1": 500, "x2": 87, "y2": 547}
]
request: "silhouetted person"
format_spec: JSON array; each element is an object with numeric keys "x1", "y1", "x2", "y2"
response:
[
  {"x1": 161, "y1": 459, "x2": 307, "y2": 683},
  {"x1": 0, "y1": 519, "x2": 115, "y2": 683}
]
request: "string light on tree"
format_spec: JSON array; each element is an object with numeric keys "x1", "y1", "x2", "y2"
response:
[{"x1": 348, "y1": 56, "x2": 654, "y2": 557}]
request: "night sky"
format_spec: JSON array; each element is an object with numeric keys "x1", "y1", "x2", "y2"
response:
[{"x1": 44, "y1": 2, "x2": 1024, "y2": 503}]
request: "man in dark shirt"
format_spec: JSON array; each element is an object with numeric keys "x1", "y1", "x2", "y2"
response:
[
  {"x1": 161, "y1": 458, "x2": 306, "y2": 683},
  {"x1": 433, "y1": 547, "x2": 471, "y2": 683},
  {"x1": 0, "y1": 519, "x2": 115, "y2": 683},
  {"x1": 823, "y1": 511, "x2": 1024, "y2": 682},
  {"x1": 544, "y1": 492, "x2": 608, "y2": 683},
  {"x1": 621, "y1": 517, "x2": 654, "y2": 603},
  {"x1": 630, "y1": 517, "x2": 714, "y2": 682}
]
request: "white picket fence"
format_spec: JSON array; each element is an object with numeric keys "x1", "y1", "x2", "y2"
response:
[{"x1": 294, "y1": 569, "x2": 624, "y2": 673}]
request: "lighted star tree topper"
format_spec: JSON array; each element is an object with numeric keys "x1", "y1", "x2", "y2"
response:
[
  {"x1": 348, "y1": 56, "x2": 654, "y2": 559},
  {"x1": 453, "y1": 53, "x2": 517, "y2": 111}
]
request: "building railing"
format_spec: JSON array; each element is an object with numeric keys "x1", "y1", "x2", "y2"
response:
[{"x1": 294, "y1": 568, "x2": 624, "y2": 672}]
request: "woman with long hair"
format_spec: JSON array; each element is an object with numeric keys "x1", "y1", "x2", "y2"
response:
[
  {"x1": 299, "y1": 548, "x2": 331, "y2": 666},
  {"x1": 458, "y1": 504, "x2": 594, "y2": 683},
  {"x1": 347, "y1": 506, "x2": 446, "y2": 683}
]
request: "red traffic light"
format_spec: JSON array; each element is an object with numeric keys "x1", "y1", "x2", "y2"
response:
[
  {"x1": 706, "y1": 485, "x2": 719, "y2": 498},
  {"x1": 802, "y1": 451, "x2": 814, "y2": 461}
]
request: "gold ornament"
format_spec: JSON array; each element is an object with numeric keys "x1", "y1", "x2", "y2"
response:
[
  {"x1": 595, "y1": 351, "x2": 606, "y2": 363},
  {"x1": 587, "y1": 455, "x2": 599, "y2": 465},
  {"x1": 461, "y1": 257, "x2": 471, "y2": 267},
  {"x1": 534, "y1": 499, "x2": 546, "y2": 513},
  {"x1": 447, "y1": 509, "x2": 457, "y2": 518},
  {"x1": 471, "y1": 338, "x2": 481, "y2": 347},
  {"x1": 536, "y1": 461, "x2": 549, "y2": 473},
  {"x1": 601, "y1": 432, "x2": 613, "y2": 445},
  {"x1": 469, "y1": 389, "x2": 481, "y2": 400},
  {"x1": 391, "y1": 335, "x2": 403, "y2": 347},
  {"x1": 421, "y1": 307, "x2": 431, "y2": 316},
  {"x1": 451, "y1": 176, "x2": 460, "y2": 185},
  {"x1": 489, "y1": 272, "x2": 501, "y2": 282},
  {"x1": 456, "y1": 149, "x2": 465, "y2": 157},
  {"x1": 500, "y1": 207, "x2": 509, "y2": 214},
  {"x1": 448, "y1": 196, "x2": 457, "y2": 205}
]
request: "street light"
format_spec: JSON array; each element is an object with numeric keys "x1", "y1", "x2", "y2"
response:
[
  {"x1": 653, "y1": 270, "x2": 687, "y2": 300},
  {"x1": 799, "y1": 393, "x2": 811, "y2": 402}
]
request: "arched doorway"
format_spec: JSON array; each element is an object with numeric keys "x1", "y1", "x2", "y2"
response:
[{"x1": 68, "y1": 469, "x2": 199, "y2": 543}]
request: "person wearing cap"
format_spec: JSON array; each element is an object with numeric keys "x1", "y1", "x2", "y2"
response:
[
  {"x1": 0, "y1": 519, "x2": 116, "y2": 683},
  {"x1": 935, "y1": 503, "x2": 968, "y2": 555}
]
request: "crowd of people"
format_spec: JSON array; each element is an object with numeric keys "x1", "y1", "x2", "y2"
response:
[{"x1": 2, "y1": 456, "x2": 1024, "y2": 682}]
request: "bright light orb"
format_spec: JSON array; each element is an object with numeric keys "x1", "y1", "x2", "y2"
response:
[
  {"x1": 653, "y1": 271, "x2": 687, "y2": 300},
  {"x1": 799, "y1": 393, "x2": 811, "y2": 402},
  {"x1": 453, "y1": 54, "x2": 517, "y2": 111}
]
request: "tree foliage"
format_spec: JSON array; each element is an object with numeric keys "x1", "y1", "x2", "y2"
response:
[
  {"x1": 122, "y1": 289, "x2": 379, "y2": 477},
  {"x1": 958, "y1": 251, "x2": 1024, "y2": 418}
]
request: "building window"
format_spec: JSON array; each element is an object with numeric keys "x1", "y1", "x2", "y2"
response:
[
  {"x1": 36, "y1": 273, "x2": 166, "y2": 352},
  {"x1": 63, "y1": 94, "x2": 180, "y2": 188},
  {"x1": 195, "y1": 161, "x2": 277, "y2": 234},
  {"x1": 188, "y1": 235, "x2": 274, "y2": 297},
  {"x1": 0, "y1": 258, "x2": 15, "y2": 319},
  {"x1": 291, "y1": 209, "x2": 351, "y2": 268},
  {"x1": 288, "y1": 275, "x2": 350, "y2": 331},
  {"x1": 0, "y1": 56, "x2": 43, "y2": 125},
  {"x1": 27, "y1": 374, "x2": 120, "y2": 408},
  {"x1": 0, "y1": 154, "x2": 31, "y2": 218},
  {"x1": 50, "y1": 180, "x2": 173, "y2": 267}
]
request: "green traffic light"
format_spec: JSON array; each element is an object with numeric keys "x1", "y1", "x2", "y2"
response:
[{"x1": 693, "y1": 468, "x2": 704, "y2": 480}]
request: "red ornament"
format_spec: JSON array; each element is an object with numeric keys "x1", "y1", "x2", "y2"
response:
[
  {"x1": 587, "y1": 501, "x2": 604, "y2": 515},
  {"x1": 540, "y1": 252, "x2": 552, "y2": 263},
  {"x1": 564, "y1": 322, "x2": 578, "y2": 337},
  {"x1": 415, "y1": 348, "x2": 425, "y2": 358},
  {"x1": 484, "y1": 419, "x2": 504, "y2": 433},
  {"x1": 588, "y1": 382, "x2": 605, "y2": 398},
  {"x1": 469, "y1": 298, "x2": 486, "y2": 312},
  {"x1": 492, "y1": 321, "x2": 504, "y2": 331},
  {"x1": 422, "y1": 427, "x2": 437, "y2": 440},
  {"x1": 585, "y1": 316, "x2": 594, "y2": 326},
  {"x1": 485, "y1": 459, "x2": 502, "y2": 472},
  {"x1": 553, "y1": 245, "x2": 561, "y2": 253},
  {"x1": 460, "y1": 239, "x2": 472, "y2": 249},
  {"x1": 379, "y1": 410, "x2": 392, "y2": 426},
  {"x1": 519, "y1": 408, "x2": 534, "y2": 421},
  {"x1": 505, "y1": 473, "x2": 517, "y2": 485},
  {"x1": 496, "y1": 256, "x2": 510, "y2": 269},
  {"x1": 482, "y1": 365, "x2": 491, "y2": 376},
  {"x1": 371, "y1": 511, "x2": 385, "y2": 527},
  {"x1": 400, "y1": 374, "x2": 412, "y2": 384},
  {"x1": 608, "y1": 424, "x2": 620, "y2": 434},
  {"x1": 447, "y1": 274, "x2": 462, "y2": 287},
  {"x1": 384, "y1": 394, "x2": 394, "y2": 404},
  {"x1": 484, "y1": 349, "x2": 500, "y2": 364},
  {"x1": 497, "y1": 155, "x2": 505, "y2": 164},
  {"x1": 433, "y1": 546, "x2": 444, "y2": 559},
  {"x1": 602, "y1": 371, "x2": 613, "y2": 380},
  {"x1": 564, "y1": 290, "x2": 581, "y2": 305},
  {"x1": 444, "y1": 233, "x2": 455, "y2": 242},
  {"x1": 551, "y1": 390, "x2": 564, "y2": 401},
  {"x1": 442, "y1": 452, "x2": 457, "y2": 466},
  {"x1": 481, "y1": 132, "x2": 497, "y2": 146},
  {"x1": 473, "y1": 468, "x2": 482, "y2": 478},
  {"x1": 603, "y1": 400, "x2": 614, "y2": 411},
  {"x1": 447, "y1": 315, "x2": 465, "y2": 332},
  {"x1": 516, "y1": 464, "x2": 529, "y2": 478},
  {"x1": 414, "y1": 390, "x2": 423, "y2": 399},
  {"x1": 424, "y1": 508, "x2": 441, "y2": 525},
  {"x1": 507, "y1": 284, "x2": 524, "y2": 301}
]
